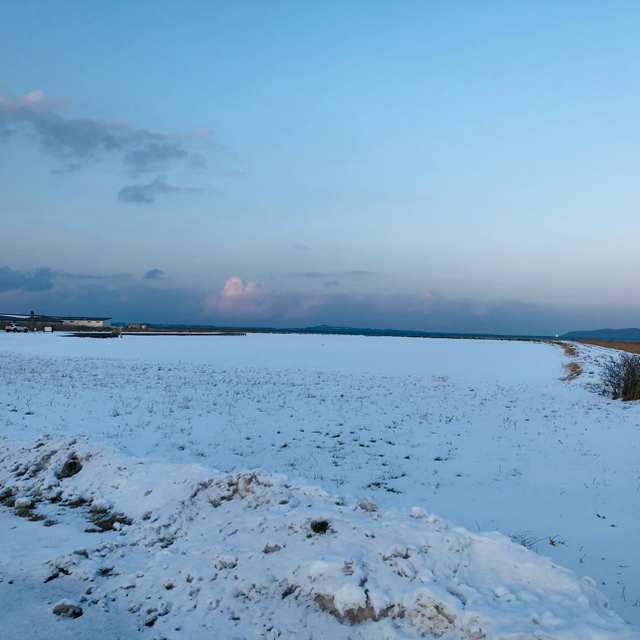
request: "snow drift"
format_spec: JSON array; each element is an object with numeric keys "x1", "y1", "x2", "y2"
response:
[{"x1": 0, "y1": 434, "x2": 635, "y2": 639}]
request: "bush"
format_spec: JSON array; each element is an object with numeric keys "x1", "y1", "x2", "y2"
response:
[{"x1": 601, "y1": 353, "x2": 640, "y2": 401}]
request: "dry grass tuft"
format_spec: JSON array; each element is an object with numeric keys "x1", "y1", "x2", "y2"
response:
[
  {"x1": 561, "y1": 343, "x2": 578, "y2": 357},
  {"x1": 562, "y1": 361, "x2": 583, "y2": 381},
  {"x1": 87, "y1": 510, "x2": 132, "y2": 532},
  {"x1": 546, "y1": 341, "x2": 579, "y2": 357}
]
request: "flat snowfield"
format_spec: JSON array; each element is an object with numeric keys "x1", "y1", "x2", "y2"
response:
[{"x1": 0, "y1": 332, "x2": 639, "y2": 638}]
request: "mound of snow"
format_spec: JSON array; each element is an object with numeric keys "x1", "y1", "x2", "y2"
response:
[{"x1": 0, "y1": 435, "x2": 636, "y2": 639}]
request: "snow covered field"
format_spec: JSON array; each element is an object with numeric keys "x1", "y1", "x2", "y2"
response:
[{"x1": 0, "y1": 332, "x2": 639, "y2": 638}]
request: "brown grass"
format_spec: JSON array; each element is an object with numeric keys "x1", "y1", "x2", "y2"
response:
[
  {"x1": 544, "y1": 341, "x2": 583, "y2": 380},
  {"x1": 579, "y1": 339, "x2": 640, "y2": 355},
  {"x1": 545, "y1": 340, "x2": 578, "y2": 357},
  {"x1": 562, "y1": 361, "x2": 583, "y2": 381}
]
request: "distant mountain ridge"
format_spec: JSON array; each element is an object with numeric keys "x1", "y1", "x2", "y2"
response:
[
  {"x1": 145, "y1": 323, "x2": 551, "y2": 340},
  {"x1": 561, "y1": 328, "x2": 640, "y2": 341}
]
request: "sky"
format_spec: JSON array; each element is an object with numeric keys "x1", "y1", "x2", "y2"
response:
[{"x1": 2, "y1": 0, "x2": 640, "y2": 334}]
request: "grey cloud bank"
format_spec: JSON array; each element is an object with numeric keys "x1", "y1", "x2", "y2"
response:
[
  {"x1": 0, "y1": 267, "x2": 53, "y2": 292},
  {"x1": 0, "y1": 266, "x2": 637, "y2": 336}
]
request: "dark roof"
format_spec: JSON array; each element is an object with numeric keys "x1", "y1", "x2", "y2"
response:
[{"x1": 0, "y1": 313, "x2": 112, "y2": 322}]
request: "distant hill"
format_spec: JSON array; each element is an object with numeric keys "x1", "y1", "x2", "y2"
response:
[
  {"x1": 561, "y1": 328, "x2": 640, "y2": 341},
  {"x1": 146, "y1": 323, "x2": 551, "y2": 340}
]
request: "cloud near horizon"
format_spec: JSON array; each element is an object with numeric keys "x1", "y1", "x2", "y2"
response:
[
  {"x1": 195, "y1": 276, "x2": 614, "y2": 336},
  {"x1": 0, "y1": 266, "x2": 53, "y2": 293},
  {"x1": 0, "y1": 267, "x2": 132, "y2": 296},
  {"x1": 1, "y1": 266, "x2": 640, "y2": 336},
  {"x1": 203, "y1": 277, "x2": 270, "y2": 317}
]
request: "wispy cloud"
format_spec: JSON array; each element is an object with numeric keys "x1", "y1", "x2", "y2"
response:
[
  {"x1": 50, "y1": 162, "x2": 83, "y2": 175},
  {"x1": 118, "y1": 178, "x2": 203, "y2": 204},
  {"x1": 122, "y1": 143, "x2": 189, "y2": 174},
  {"x1": 214, "y1": 168, "x2": 247, "y2": 178},
  {"x1": 296, "y1": 270, "x2": 377, "y2": 278},
  {"x1": 55, "y1": 271, "x2": 106, "y2": 280},
  {"x1": 0, "y1": 88, "x2": 216, "y2": 198},
  {"x1": 144, "y1": 269, "x2": 165, "y2": 280}
]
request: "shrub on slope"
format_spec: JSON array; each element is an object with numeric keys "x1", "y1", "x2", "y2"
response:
[{"x1": 601, "y1": 353, "x2": 640, "y2": 401}]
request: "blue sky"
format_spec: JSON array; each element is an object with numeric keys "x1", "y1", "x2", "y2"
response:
[{"x1": 2, "y1": 1, "x2": 640, "y2": 333}]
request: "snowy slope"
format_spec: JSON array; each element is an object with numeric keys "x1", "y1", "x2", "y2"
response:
[
  {"x1": 0, "y1": 332, "x2": 639, "y2": 635},
  {"x1": 0, "y1": 434, "x2": 635, "y2": 639}
]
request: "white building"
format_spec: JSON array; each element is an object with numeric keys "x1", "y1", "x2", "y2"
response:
[
  {"x1": 1, "y1": 313, "x2": 113, "y2": 329},
  {"x1": 60, "y1": 317, "x2": 112, "y2": 328}
]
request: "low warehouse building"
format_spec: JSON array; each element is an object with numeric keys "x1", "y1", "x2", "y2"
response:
[
  {"x1": 0, "y1": 313, "x2": 112, "y2": 329},
  {"x1": 61, "y1": 317, "x2": 112, "y2": 328}
]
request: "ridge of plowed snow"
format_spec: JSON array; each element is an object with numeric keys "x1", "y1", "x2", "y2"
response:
[{"x1": 0, "y1": 435, "x2": 636, "y2": 640}]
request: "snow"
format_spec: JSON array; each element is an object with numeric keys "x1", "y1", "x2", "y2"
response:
[
  {"x1": 0, "y1": 332, "x2": 639, "y2": 638},
  {"x1": 0, "y1": 434, "x2": 635, "y2": 639}
]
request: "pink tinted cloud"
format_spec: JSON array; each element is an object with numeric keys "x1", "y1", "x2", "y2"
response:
[
  {"x1": 220, "y1": 276, "x2": 266, "y2": 298},
  {"x1": 203, "y1": 276, "x2": 270, "y2": 318}
]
